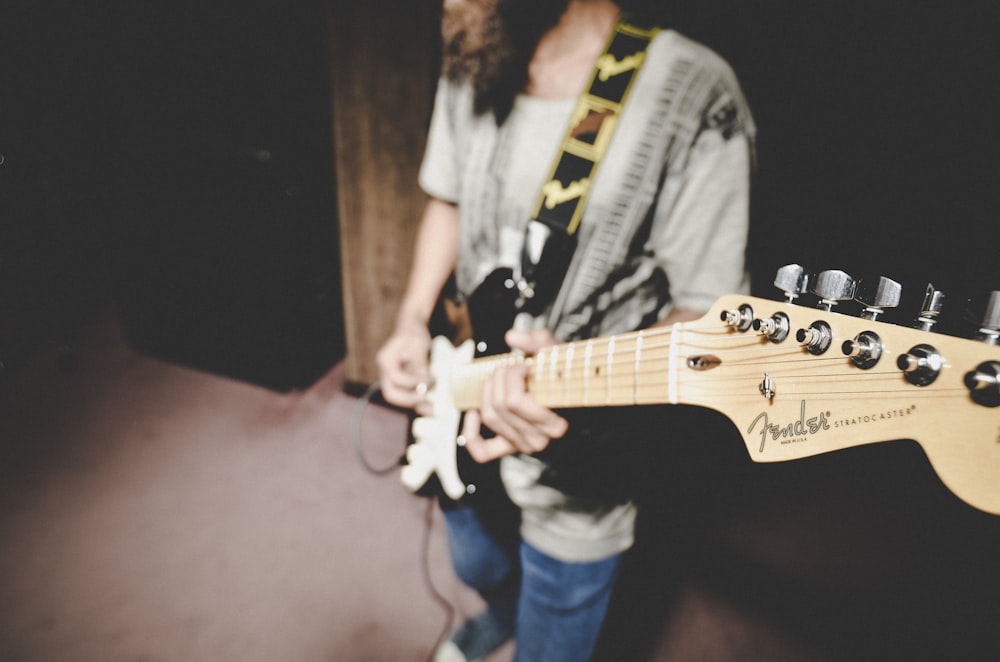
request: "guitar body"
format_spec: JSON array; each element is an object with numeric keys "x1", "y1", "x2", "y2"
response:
[{"x1": 401, "y1": 268, "x2": 519, "y2": 504}]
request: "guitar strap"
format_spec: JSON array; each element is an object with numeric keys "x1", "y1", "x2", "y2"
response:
[{"x1": 515, "y1": 17, "x2": 659, "y2": 315}]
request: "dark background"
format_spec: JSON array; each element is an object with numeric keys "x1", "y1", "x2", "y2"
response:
[
  {"x1": 2, "y1": 3, "x2": 1000, "y2": 659},
  {"x1": 1, "y1": 1, "x2": 343, "y2": 389},
  {"x1": 2, "y1": 0, "x2": 998, "y2": 383},
  {"x1": 681, "y1": 2, "x2": 999, "y2": 332}
]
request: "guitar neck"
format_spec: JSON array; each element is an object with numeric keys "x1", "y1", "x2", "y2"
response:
[
  {"x1": 450, "y1": 325, "x2": 696, "y2": 411},
  {"x1": 431, "y1": 293, "x2": 1000, "y2": 516}
]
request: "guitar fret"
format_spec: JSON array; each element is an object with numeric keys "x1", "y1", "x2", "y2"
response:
[
  {"x1": 583, "y1": 339, "x2": 593, "y2": 406},
  {"x1": 668, "y1": 323, "x2": 680, "y2": 404},
  {"x1": 549, "y1": 346, "x2": 559, "y2": 405},
  {"x1": 606, "y1": 336, "x2": 614, "y2": 405},
  {"x1": 564, "y1": 342, "x2": 574, "y2": 406},
  {"x1": 634, "y1": 330, "x2": 644, "y2": 405},
  {"x1": 534, "y1": 349, "x2": 545, "y2": 403}
]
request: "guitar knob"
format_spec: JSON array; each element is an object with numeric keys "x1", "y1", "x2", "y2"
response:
[
  {"x1": 964, "y1": 361, "x2": 1000, "y2": 407},
  {"x1": 914, "y1": 284, "x2": 945, "y2": 332},
  {"x1": 897, "y1": 344, "x2": 943, "y2": 386},
  {"x1": 841, "y1": 330, "x2": 883, "y2": 369},
  {"x1": 855, "y1": 276, "x2": 901, "y2": 321},
  {"x1": 753, "y1": 312, "x2": 791, "y2": 343},
  {"x1": 774, "y1": 264, "x2": 812, "y2": 302},
  {"x1": 796, "y1": 321, "x2": 833, "y2": 355},
  {"x1": 811, "y1": 270, "x2": 857, "y2": 311},
  {"x1": 720, "y1": 303, "x2": 755, "y2": 332},
  {"x1": 976, "y1": 291, "x2": 1000, "y2": 345}
]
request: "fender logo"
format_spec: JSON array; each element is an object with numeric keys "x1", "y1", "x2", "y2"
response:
[
  {"x1": 596, "y1": 51, "x2": 646, "y2": 81},
  {"x1": 542, "y1": 178, "x2": 590, "y2": 209},
  {"x1": 749, "y1": 400, "x2": 830, "y2": 453}
]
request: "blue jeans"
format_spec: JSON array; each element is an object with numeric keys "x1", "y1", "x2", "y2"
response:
[{"x1": 443, "y1": 505, "x2": 622, "y2": 662}]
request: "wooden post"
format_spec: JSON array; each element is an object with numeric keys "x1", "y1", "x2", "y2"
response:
[{"x1": 329, "y1": 1, "x2": 440, "y2": 385}]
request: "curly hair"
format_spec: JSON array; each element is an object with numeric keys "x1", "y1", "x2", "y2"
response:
[
  {"x1": 442, "y1": 0, "x2": 571, "y2": 124},
  {"x1": 442, "y1": 1, "x2": 666, "y2": 124}
]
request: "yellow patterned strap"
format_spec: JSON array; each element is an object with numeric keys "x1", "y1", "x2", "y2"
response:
[{"x1": 531, "y1": 19, "x2": 660, "y2": 236}]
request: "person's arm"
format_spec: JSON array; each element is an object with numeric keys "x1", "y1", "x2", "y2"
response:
[
  {"x1": 375, "y1": 197, "x2": 460, "y2": 413},
  {"x1": 396, "y1": 197, "x2": 461, "y2": 330}
]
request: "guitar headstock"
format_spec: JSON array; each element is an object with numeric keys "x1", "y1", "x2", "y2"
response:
[{"x1": 685, "y1": 266, "x2": 1000, "y2": 514}]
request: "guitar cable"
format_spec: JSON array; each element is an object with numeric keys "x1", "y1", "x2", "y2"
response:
[
  {"x1": 349, "y1": 380, "x2": 399, "y2": 475},
  {"x1": 349, "y1": 382, "x2": 456, "y2": 661}
]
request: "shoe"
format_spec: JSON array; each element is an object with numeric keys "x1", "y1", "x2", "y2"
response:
[{"x1": 433, "y1": 611, "x2": 512, "y2": 662}]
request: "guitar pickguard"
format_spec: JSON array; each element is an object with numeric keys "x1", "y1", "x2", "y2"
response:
[
  {"x1": 400, "y1": 268, "x2": 520, "y2": 500},
  {"x1": 400, "y1": 336, "x2": 475, "y2": 501}
]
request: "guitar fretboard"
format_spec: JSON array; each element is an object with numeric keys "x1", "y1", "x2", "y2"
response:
[{"x1": 449, "y1": 323, "x2": 738, "y2": 410}]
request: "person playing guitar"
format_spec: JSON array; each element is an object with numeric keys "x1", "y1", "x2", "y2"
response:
[{"x1": 377, "y1": 1, "x2": 755, "y2": 659}]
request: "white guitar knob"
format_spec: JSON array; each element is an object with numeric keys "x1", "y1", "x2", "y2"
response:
[{"x1": 811, "y1": 270, "x2": 857, "y2": 311}]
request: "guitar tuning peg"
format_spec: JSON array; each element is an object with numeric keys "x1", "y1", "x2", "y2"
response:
[
  {"x1": 773, "y1": 264, "x2": 812, "y2": 303},
  {"x1": 976, "y1": 291, "x2": 1000, "y2": 345},
  {"x1": 914, "y1": 284, "x2": 946, "y2": 332},
  {"x1": 811, "y1": 270, "x2": 857, "y2": 311},
  {"x1": 854, "y1": 276, "x2": 902, "y2": 321}
]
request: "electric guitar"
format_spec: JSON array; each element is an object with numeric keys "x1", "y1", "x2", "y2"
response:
[{"x1": 400, "y1": 267, "x2": 1000, "y2": 515}]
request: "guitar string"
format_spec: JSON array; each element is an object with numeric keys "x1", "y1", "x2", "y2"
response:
[
  {"x1": 458, "y1": 370, "x2": 962, "y2": 403},
  {"x1": 539, "y1": 379, "x2": 971, "y2": 401},
  {"x1": 459, "y1": 327, "x2": 910, "y2": 373},
  {"x1": 536, "y1": 347, "x2": 968, "y2": 406},
  {"x1": 525, "y1": 342, "x2": 923, "y2": 385},
  {"x1": 463, "y1": 346, "x2": 954, "y2": 381},
  {"x1": 450, "y1": 321, "x2": 989, "y2": 408},
  {"x1": 459, "y1": 364, "x2": 970, "y2": 408}
]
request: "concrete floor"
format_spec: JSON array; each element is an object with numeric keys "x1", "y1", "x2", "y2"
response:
[{"x1": 0, "y1": 310, "x2": 492, "y2": 661}]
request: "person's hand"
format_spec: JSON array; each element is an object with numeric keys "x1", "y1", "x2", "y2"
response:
[
  {"x1": 461, "y1": 328, "x2": 569, "y2": 463},
  {"x1": 375, "y1": 318, "x2": 433, "y2": 416}
]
